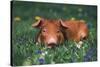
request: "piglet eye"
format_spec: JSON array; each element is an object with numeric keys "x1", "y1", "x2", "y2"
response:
[{"x1": 42, "y1": 29, "x2": 47, "y2": 32}]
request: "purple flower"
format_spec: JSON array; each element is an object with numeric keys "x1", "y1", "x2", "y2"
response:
[
  {"x1": 35, "y1": 50, "x2": 42, "y2": 54},
  {"x1": 38, "y1": 58, "x2": 45, "y2": 64}
]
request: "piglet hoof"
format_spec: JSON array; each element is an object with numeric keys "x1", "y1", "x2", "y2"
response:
[{"x1": 75, "y1": 41, "x2": 83, "y2": 49}]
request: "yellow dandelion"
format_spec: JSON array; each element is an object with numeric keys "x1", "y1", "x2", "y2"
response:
[
  {"x1": 14, "y1": 16, "x2": 21, "y2": 22},
  {"x1": 35, "y1": 16, "x2": 41, "y2": 21},
  {"x1": 80, "y1": 20, "x2": 85, "y2": 22},
  {"x1": 70, "y1": 17, "x2": 75, "y2": 20}
]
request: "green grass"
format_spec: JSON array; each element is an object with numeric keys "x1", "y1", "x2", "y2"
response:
[{"x1": 11, "y1": 1, "x2": 97, "y2": 66}]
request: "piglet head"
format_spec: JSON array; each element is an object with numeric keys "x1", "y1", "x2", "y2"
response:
[{"x1": 32, "y1": 18, "x2": 64, "y2": 48}]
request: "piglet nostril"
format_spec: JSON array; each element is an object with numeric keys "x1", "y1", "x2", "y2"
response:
[{"x1": 48, "y1": 43, "x2": 56, "y2": 46}]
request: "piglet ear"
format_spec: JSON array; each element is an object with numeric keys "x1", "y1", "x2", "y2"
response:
[
  {"x1": 32, "y1": 18, "x2": 44, "y2": 28},
  {"x1": 59, "y1": 19, "x2": 68, "y2": 28}
]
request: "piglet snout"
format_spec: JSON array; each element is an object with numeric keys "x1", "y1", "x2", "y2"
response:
[{"x1": 47, "y1": 38, "x2": 57, "y2": 45}]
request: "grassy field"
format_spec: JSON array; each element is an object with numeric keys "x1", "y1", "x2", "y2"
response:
[{"x1": 11, "y1": 1, "x2": 97, "y2": 66}]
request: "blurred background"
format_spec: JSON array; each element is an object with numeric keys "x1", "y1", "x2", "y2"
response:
[{"x1": 11, "y1": 1, "x2": 97, "y2": 66}]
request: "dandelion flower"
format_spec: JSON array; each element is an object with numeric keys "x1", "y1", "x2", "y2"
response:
[
  {"x1": 14, "y1": 16, "x2": 21, "y2": 22},
  {"x1": 71, "y1": 17, "x2": 75, "y2": 20},
  {"x1": 35, "y1": 16, "x2": 41, "y2": 20}
]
